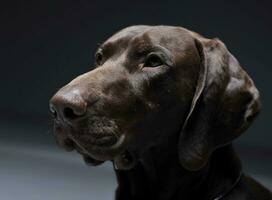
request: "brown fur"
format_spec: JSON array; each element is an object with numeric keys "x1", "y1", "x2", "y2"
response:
[{"x1": 50, "y1": 25, "x2": 271, "y2": 200}]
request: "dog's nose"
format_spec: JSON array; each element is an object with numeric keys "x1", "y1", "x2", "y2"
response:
[{"x1": 50, "y1": 89, "x2": 87, "y2": 122}]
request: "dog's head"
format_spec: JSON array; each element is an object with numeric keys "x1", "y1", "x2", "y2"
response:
[{"x1": 50, "y1": 25, "x2": 260, "y2": 170}]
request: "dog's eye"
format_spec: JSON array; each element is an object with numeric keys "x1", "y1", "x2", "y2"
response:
[
  {"x1": 144, "y1": 53, "x2": 163, "y2": 68},
  {"x1": 95, "y1": 50, "x2": 103, "y2": 66}
]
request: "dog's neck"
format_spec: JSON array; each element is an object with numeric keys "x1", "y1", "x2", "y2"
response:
[{"x1": 114, "y1": 144, "x2": 242, "y2": 200}]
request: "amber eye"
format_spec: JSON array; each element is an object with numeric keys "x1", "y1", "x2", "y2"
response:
[
  {"x1": 144, "y1": 53, "x2": 163, "y2": 67},
  {"x1": 95, "y1": 50, "x2": 103, "y2": 66}
]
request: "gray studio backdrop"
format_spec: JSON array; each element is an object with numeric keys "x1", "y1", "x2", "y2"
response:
[{"x1": 0, "y1": 1, "x2": 271, "y2": 200}]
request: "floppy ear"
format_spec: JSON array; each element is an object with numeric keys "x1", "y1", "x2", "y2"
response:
[{"x1": 178, "y1": 37, "x2": 261, "y2": 171}]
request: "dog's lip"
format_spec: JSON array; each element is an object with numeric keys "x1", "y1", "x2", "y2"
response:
[
  {"x1": 70, "y1": 134, "x2": 126, "y2": 160},
  {"x1": 82, "y1": 154, "x2": 104, "y2": 166},
  {"x1": 90, "y1": 135, "x2": 118, "y2": 146},
  {"x1": 107, "y1": 134, "x2": 125, "y2": 149},
  {"x1": 71, "y1": 144, "x2": 104, "y2": 165},
  {"x1": 73, "y1": 134, "x2": 125, "y2": 150}
]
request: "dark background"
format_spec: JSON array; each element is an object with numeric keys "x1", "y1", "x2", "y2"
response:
[{"x1": 0, "y1": 0, "x2": 271, "y2": 199}]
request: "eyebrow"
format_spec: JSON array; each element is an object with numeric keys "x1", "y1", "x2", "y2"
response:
[
  {"x1": 131, "y1": 42, "x2": 172, "y2": 59},
  {"x1": 126, "y1": 41, "x2": 154, "y2": 60}
]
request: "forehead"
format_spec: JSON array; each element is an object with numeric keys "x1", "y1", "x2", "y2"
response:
[{"x1": 101, "y1": 25, "x2": 195, "y2": 52}]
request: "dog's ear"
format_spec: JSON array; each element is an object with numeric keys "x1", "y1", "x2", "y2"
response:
[{"x1": 178, "y1": 37, "x2": 261, "y2": 171}]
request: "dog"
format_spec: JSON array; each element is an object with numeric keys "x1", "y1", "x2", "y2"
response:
[{"x1": 49, "y1": 25, "x2": 272, "y2": 200}]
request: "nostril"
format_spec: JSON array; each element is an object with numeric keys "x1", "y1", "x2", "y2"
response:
[
  {"x1": 49, "y1": 104, "x2": 58, "y2": 119},
  {"x1": 63, "y1": 107, "x2": 82, "y2": 120},
  {"x1": 52, "y1": 109, "x2": 58, "y2": 119}
]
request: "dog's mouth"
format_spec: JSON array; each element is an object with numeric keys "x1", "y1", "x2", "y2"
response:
[
  {"x1": 52, "y1": 115, "x2": 138, "y2": 169},
  {"x1": 75, "y1": 134, "x2": 127, "y2": 166},
  {"x1": 53, "y1": 117, "x2": 128, "y2": 164},
  {"x1": 54, "y1": 127, "x2": 137, "y2": 169}
]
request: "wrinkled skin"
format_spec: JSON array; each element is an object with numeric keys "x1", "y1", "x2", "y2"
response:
[{"x1": 50, "y1": 26, "x2": 271, "y2": 199}]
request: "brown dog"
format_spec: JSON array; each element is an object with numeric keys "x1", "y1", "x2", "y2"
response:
[{"x1": 50, "y1": 25, "x2": 271, "y2": 200}]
